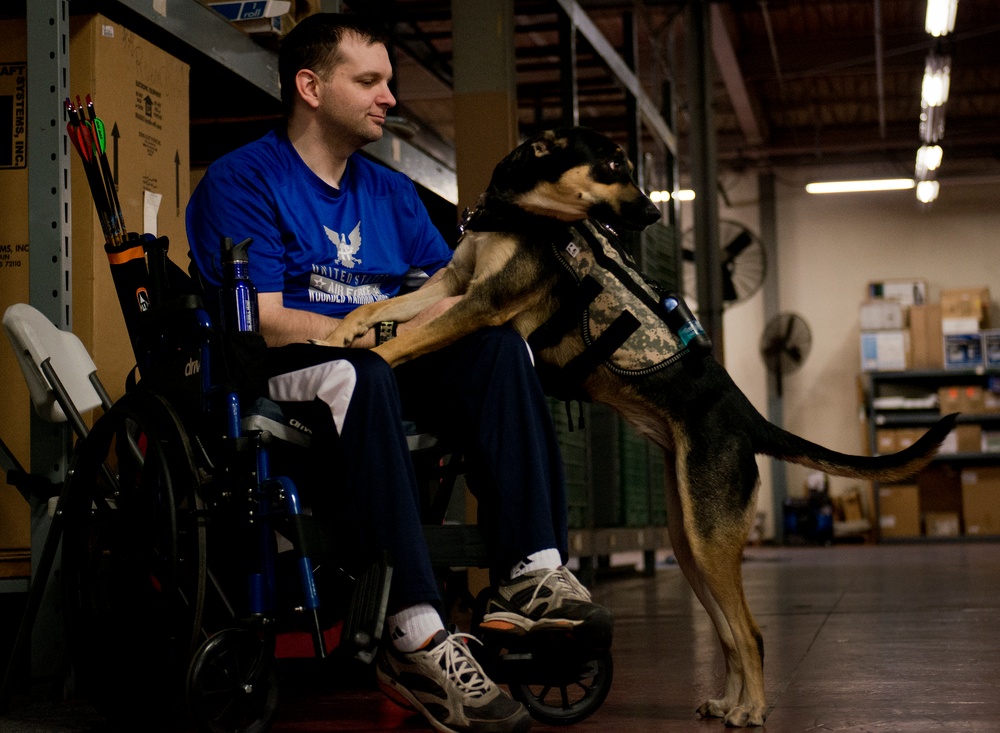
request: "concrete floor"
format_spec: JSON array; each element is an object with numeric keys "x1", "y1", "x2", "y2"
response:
[{"x1": 3, "y1": 542, "x2": 999, "y2": 732}]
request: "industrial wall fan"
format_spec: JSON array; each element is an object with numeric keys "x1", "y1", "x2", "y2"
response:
[
  {"x1": 759, "y1": 312, "x2": 812, "y2": 396},
  {"x1": 682, "y1": 220, "x2": 766, "y2": 309}
]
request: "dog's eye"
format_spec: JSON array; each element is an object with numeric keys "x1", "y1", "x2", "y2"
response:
[{"x1": 607, "y1": 160, "x2": 621, "y2": 172}]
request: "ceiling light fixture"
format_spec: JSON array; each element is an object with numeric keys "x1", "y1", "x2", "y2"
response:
[
  {"x1": 919, "y1": 103, "x2": 946, "y2": 143},
  {"x1": 915, "y1": 145, "x2": 943, "y2": 178},
  {"x1": 916, "y1": 180, "x2": 941, "y2": 203},
  {"x1": 649, "y1": 189, "x2": 696, "y2": 202},
  {"x1": 805, "y1": 179, "x2": 915, "y2": 194},
  {"x1": 921, "y1": 53, "x2": 951, "y2": 107},
  {"x1": 925, "y1": 0, "x2": 958, "y2": 37}
]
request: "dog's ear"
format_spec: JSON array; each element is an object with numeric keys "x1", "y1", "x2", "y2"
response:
[
  {"x1": 531, "y1": 139, "x2": 553, "y2": 158},
  {"x1": 530, "y1": 130, "x2": 570, "y2": 158}
]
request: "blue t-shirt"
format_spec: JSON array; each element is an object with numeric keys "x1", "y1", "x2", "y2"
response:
[{"x1": 186, "y1": 130, "x2": 452, "y2": 318}]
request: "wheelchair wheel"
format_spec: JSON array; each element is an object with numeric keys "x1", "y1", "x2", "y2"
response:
[
  {"x1": 508, "y1": 650, "x2": 613, "y2": 726},
  {"x1": 186, "y1": 628, "x2": 278, "y2": 733},
  {"x1": 62, "y1": 389, "x2": 207, "y2": 721}
]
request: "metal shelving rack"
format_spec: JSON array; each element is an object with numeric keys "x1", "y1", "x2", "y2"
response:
[{"x1": 865, "y1": 368, "x2": 1000, "y2": 542}]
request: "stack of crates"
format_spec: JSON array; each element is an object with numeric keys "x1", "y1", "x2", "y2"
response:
[
  {"x1": 618, "y1": 421, "x2": 668, "y2": 527},
  {"x1": 548, "y1": 397, "x2": 590, "y2": 529},
  {"x1": 640, "y1": 221, "x2": 678, "y2": 291}
]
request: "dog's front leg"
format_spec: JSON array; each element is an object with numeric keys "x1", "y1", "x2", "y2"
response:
[
  {"x1": 374, "y1": 281, "x2": 545, "y2": 367},
  {"x1": 314, "y1": 277, "x2": 457, "y2": 347}
]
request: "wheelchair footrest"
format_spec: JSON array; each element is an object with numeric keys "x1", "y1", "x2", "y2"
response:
[{"x1": 341, "y1": 552, "x2": 392, "y2": 665}]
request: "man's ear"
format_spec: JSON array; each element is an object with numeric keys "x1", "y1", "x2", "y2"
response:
[{"x1": 294, "y1": 69, "x2": 323, "y2": 110}]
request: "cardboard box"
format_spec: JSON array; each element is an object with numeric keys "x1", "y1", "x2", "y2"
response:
[
  {"x1": 939, "y1": 385, "x2": 962, "y2": 413},
  {"x1": 981, "y1": 430, "x2": 1000, "y2": 453},
  {"x1": 924, "y1": 511, "x2": 960, "y2": 537},
  {"x1": 861, "y1": 330, "x2": 909, "y2": 372},
  {"x1": 939, "y1": 424, "x2": 982, "y2": 454},
  {"x1": 875, "y1": 429, "x2": 898, "y2": 455},
  {"x1": 878, "y1": 484, "x2": 920, "y2": 537},
  {"x1": 0, "y1": 16, "x2": 190, "y2": 552},
  {"x1": 917, "y1": 464, "x2": 963, "y2": 515},
  {"x1": 860, "y1": 300, "x2": 908, "y2": 331},
  {"x1": 939, "y1": 385, "x2": 985, "y2": 414},
  {"x1": 877, "y1": 427, "x2": 929, "y2": 455},
  {"x1": 909, "y1": 303, "x2": 944, "y2": 369},
  {"x1": 943, "y1": 332, "x2": 984, "y2": 371},
  {"x1": 942, "y1": 317, "x2": 981, "y2": 334},
  {"x1": 0, "y1": 31, "x2": 29, "y2": 551},
  {"x1": 867, "y1": 279, "x2": 927, "y2": 306},
  {"x1": 839, "y1": 489, "x2": 865, "y2": 522},
  {"x1": 961, "y1": 467, "x2": 1000, "y2": 536},
  {"x1": 941, "y1": 287, "x2": 990, "y2": 326}
]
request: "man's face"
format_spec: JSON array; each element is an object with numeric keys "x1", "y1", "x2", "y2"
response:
[{"x1": 315, "y1": 34, "x2": 396, "y2": 148}]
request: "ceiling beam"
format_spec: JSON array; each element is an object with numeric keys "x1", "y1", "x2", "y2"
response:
[
  {"x1": 555, "y1": 0, "x2": 677, "y2": 153},
  {"x1": 710, "y1": 3, "x2": 765, "y2": 147}
]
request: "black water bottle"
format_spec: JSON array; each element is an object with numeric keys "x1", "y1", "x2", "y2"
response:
[
  {"x1": 662, "y1": 292, "x2": 712, "y2": 353},
  {"x1": 220, "y1": 236, "x2": 259, "y2": 333}
]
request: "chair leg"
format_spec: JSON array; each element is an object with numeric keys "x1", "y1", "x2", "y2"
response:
[{"x1": 0, "y1": 482, "x2": 70, "y2": 711}]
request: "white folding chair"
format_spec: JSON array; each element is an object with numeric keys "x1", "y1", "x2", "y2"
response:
[{"x1": 0, "y1": 303, "x2": 115, "y2": 709}]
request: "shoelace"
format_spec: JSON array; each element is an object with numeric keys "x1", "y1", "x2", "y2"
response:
[
  {"x1": 527, "y1": 566, "x2": 593, "y2": 607},
  {"x1": 428, "y1": 633, "x2": 492, "y2": 698}
]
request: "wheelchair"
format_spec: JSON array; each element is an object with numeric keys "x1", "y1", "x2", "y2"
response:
[{"x1": 3, "y1": 233, "x2": 612, "y2": 732}]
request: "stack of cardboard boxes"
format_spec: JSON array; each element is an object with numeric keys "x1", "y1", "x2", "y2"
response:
[
  {"x1": 0, "y1": 16, "x2": 189, "y2": 563},
  {"x1": 864, "y1": 281, "x2": 1000, "y2": 539},
  {"x1": 860, "y1": 281, "x2": 997, "y2": 372}
]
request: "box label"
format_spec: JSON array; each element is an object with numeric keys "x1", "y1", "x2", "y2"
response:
[
  {"x1": 134, "y1": 79, "x2": 163, "y2": 131},
  {"x1": 0, "y1": 241, "x2": 28, "y2": 269},
  {"x1": 0, "y1": 62, "x2": 27, "y2": 169}
]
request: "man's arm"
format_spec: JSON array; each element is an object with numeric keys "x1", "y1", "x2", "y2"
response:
[{"x1": 258, "y1": 292, "x2": 372, "y2": 348}]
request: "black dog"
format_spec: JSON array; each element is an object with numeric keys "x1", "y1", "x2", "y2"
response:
[{"x1": 318, "y1": 126, "x2": 954, "y2": 727}]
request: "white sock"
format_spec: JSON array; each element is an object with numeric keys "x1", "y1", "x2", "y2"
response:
[
  {"x1": 386, "y1": 603, "x2": 445, "y2": 653},
  {"x1": 510, "y1": 548, "x2": 562, "y2": 579}
]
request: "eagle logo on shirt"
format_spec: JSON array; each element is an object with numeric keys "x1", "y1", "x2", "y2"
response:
[{"x1": 325, "y1": 221, "x2": 363, "y2": 269}]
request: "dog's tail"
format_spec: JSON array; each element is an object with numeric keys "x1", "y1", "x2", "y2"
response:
[{"x1": 753, "y1": 412, "x2": 957, "y2": 482}]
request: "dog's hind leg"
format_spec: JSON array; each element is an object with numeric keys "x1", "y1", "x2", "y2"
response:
[{"x1": 666, "y1": 437, "x2": 766, "y2": 727}]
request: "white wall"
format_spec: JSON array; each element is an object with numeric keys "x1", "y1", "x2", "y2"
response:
[{"x1": 689, "y1": 170, "x2": 1000, "y2": 539}]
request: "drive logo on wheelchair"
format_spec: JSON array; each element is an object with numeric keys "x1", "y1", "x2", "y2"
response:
[{"x1": 184, "y1": 356, "x2": 201, "y2": 377}]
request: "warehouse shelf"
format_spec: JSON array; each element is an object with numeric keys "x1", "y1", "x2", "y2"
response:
[{"x1": 864, "y1": 369, "x2": 1000, "y2": 542}]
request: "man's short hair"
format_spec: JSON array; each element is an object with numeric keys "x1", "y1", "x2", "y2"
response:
[{"x1": 279, "y1": 13, "x2": 390, "y2": 115}]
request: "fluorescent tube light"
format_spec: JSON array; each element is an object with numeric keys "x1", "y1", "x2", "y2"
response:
[
  {"x1": 921, "y1": 54, "x2": 951, "y2": 107},
  {"x1": 649, "y1": 190, "x2": 669, "y2": 202},
  {"x1": 925, "y1": 0, "x2": 958, "y2": 37},
  {"x1": 805, "y1": 179, "x2": 915, "y2": 194},
  {"x1": 919, "y1": 103, "x2": 946, "y2": 143},
  {"x1": 916, "y1": 180, "x2": 940, "y2": 203},
  {"x1": 673, "y1": 189, "x2": 696, "y2": 201},
  {"x1": 915, "y1": 145, "x2": 943, "y2": 178}
]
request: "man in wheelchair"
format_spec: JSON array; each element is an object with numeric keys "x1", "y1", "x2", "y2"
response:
[{"x1": 186, "y1": 13, "x2": 612, "y2": 733}]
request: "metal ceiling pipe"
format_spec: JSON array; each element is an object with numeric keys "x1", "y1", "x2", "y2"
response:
[{"x1": 874, "y1": 0, "x2": 888, "y2": 139}]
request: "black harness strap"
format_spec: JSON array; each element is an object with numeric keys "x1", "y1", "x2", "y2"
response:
[
  {"x1": 560, "y1": 309, "x2": 642, "y2": 385},
  {"x1": 527, "y1": 275, "x2": 604, "y2": 352}
]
